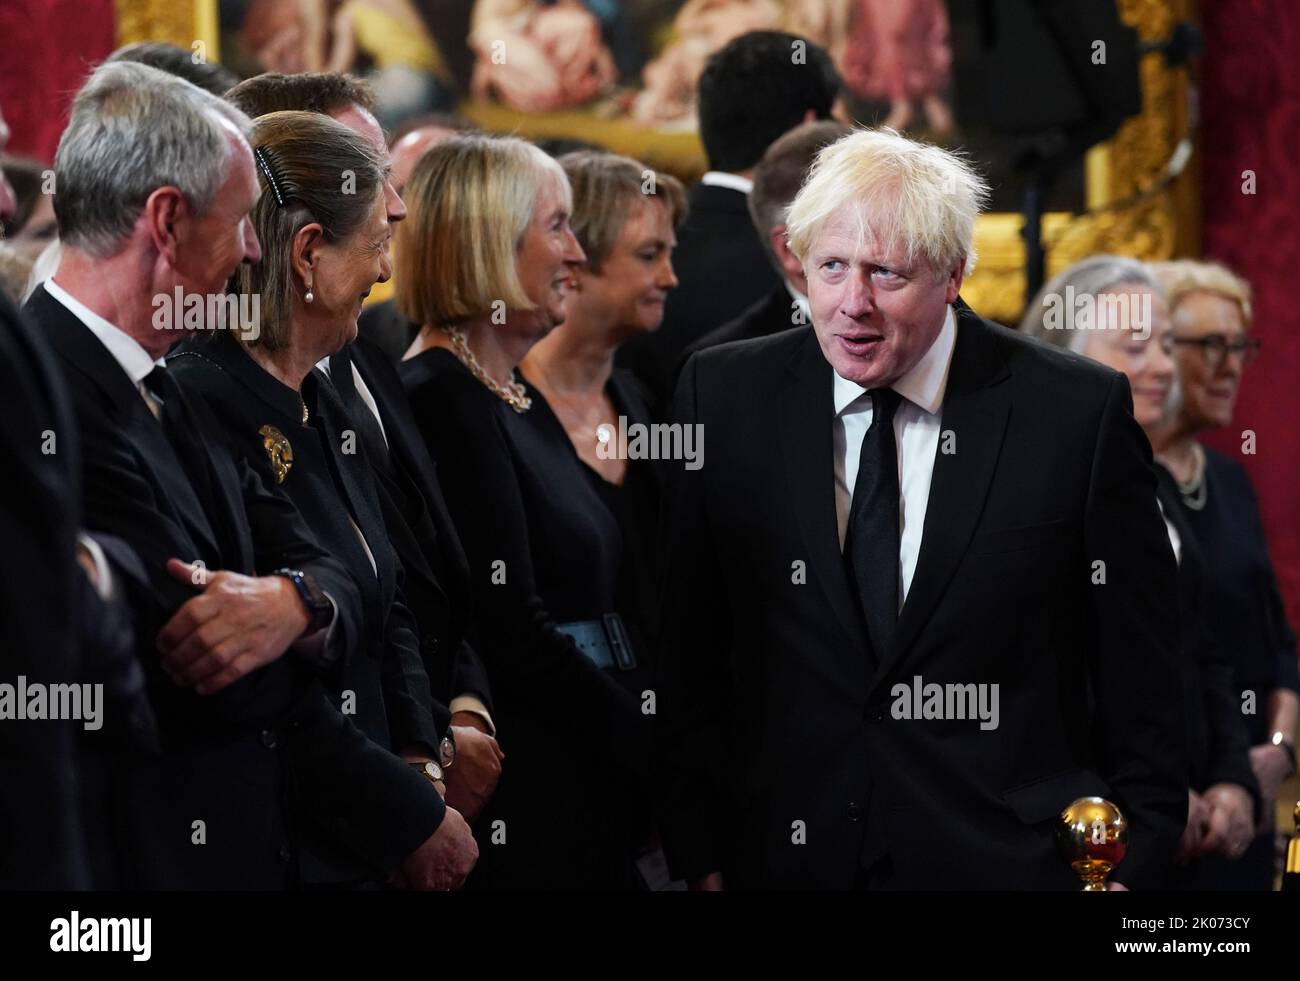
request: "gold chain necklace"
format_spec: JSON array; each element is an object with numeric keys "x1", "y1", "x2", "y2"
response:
[{"x1": 444, "y1": 326, "x2": 532, "y2": 413}]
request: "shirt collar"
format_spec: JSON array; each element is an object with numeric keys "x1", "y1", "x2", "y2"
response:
[
  {"x1": 700, "y1": 171, "x2": 754, "y2": 195},
  {"x1": 832, "y1": 305, "x2": 957, "y2": 416},
  {"x1": 785, "y1": 280, "x2": 810, "y2": 323},
  {"x1": 44, "y1": 277, "x2": 164, "y2": 384}
]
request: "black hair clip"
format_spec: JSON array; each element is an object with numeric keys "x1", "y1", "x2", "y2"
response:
[{"x1": 253, "y1": 146, "x2": 287, "y2": 207}]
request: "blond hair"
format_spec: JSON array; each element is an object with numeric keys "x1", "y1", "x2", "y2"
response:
[
  {"x1": 1148, "y1": 259, "x2": 1252, "y2": 327},
  {"x1": 785, "y1": 127, "x2": 989, "y2": 278},
  {"x1": 396, "y1": 134, "x2": 569, "y2": 326}
]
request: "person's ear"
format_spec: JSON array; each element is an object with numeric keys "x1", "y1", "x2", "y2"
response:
[
  {"x1": 769, "y1": 224, "x2": 803, "y2": 282},
  {"x1": 568, "y1": 265, "x2": 588, "y2": 292},
  {"x1": 944, "y1": 255, "x2": 967, "y2": 304},
  {"x1": 290, "y1": 222, "x2": 325, "y2": 291},
  {"x1": 142, "y1": 186, "x2": 189, "y2": 267}
]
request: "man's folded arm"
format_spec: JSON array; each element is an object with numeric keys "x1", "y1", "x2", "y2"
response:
[{"x1": 236, "y1": 456, "x2": 364, "y2": 671}]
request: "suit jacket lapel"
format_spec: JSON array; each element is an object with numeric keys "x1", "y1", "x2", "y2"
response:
[
  {"x1": 870, "y1": 306, "x2": 1012, "y2": 692},
  {"x1": 761, "y1": 286, "x2": 799, "y2": 338},
  {"x1": 308, "y1": 369, "x2": 397, "y2": 609},
  {"x1": 32, "y1": 288, "x2": 223, "y2": 563},
  {"x1": 778, "y1": 330, "x2": 871, "y2": 660},
  {"x1": 349, "y1": 342, "x2": 468, "y2": 603}
]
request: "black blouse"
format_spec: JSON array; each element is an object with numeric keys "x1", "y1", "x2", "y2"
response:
[
  {"x1": 401, "y1": 347, "x2": 649, "y2": 888},
  {"x1": 546, "y1": 368, "x2": 665, "y2": 688},
  {"x1": 1169, "y1": 447, "x2": 1300, "y2": 745},
  {"x1": 1155, "y1": 469, "x2": 1257, "y2": 805}
]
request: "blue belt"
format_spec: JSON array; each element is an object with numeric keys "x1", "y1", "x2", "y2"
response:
[{"x1": 556, "y1": 613, "x2": 638, "y2": 672}]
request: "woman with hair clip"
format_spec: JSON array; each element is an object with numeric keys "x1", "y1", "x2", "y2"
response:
[
  {"x1": 1021, "y1": 255, "x2": 1263, "y2": 889},
  {"x1": 169, "y1": 110, "x2": 479, "y2": 890}
]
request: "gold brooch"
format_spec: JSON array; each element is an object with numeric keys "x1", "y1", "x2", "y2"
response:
[{"x1": 258, "y1": 424, "x2": 293, "y2": 483}]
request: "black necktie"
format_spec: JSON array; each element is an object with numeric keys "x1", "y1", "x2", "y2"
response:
[
  {"x1": 142, "y1": 364, "x2": 232, "y2": 558},
  {"x1": 142, "y1": 364, "x2": 189, "y2": 448},
  {"x1": 844, "y1": 388, "x2": 903, "y2": 663}
]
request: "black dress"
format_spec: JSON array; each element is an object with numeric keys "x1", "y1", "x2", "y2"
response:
[
  {"x1": 401, "y1": 347, "x2": 650, "y2": 890},
  {"x1": 1156, "y1": 468, "x2": 1261, "y2": 890},
  {"x1": 1165, "y1": 447, "x2": 1300, "y2": 889},
  {"x1": 548, "y1": 368, "x2": 664, "y2": 696}
]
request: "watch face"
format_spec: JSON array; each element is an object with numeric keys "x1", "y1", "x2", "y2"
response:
[
  {"x1": 422, "y1": 761, "x2": 443, "y2": 782},
  {"x1": 439, "y1": 736, "x2": 455, "y2": 767}
]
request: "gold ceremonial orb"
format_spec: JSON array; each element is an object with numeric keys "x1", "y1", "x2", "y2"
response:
[
  {"x1": 1056, "y1": 797, "x2": 1127, "y2": 891},
  {"x1": 1287, "y1": 802, "x2": 1300, "y2": 877}
]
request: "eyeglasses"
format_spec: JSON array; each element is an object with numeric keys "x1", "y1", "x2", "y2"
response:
[{"x1": 1169, "y1": 333, "x2": 1261, "y2": 369}]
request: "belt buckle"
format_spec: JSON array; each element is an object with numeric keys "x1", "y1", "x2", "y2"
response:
[{"x1": 601, "y1": 613, "x2": 637, "y2": 672}]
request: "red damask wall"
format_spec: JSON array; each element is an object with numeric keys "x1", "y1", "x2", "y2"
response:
[
  {"x1": 0, "y1": 1, "x2": 115, "y2": 163},
  {"x1": 1197, "y1": 0, "x2": 1300, "y2": 633}
]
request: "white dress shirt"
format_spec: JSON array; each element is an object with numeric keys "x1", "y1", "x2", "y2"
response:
[
  {"x1": 700, "y1": 171, "x2": 754, "y2": 195},
  {"x1": 833, "y1": 305, "x2": 957, "y2": 607},
  {"x1": 45, "y1": 278, "x2": 164, "y2": 388},
  {"x1": 1156, "y1": 498, "x2": 1182, "y2": 564},
  {"x1": 315, "y1": 356, "x2": 390, "y2": 446},
  {"x1": 785, "y1": 280, "x2": 811, "y2": 325}
]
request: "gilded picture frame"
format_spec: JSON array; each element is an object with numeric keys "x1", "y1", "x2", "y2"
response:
[{"x1": 115, "y1": 0, "x2": 1198, "y2": 324}]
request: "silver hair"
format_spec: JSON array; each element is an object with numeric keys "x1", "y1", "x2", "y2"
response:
[
  {"x1": 53, "y1": 61, "x2": 252, "y2": 258},
  {"x1": 1019, "y1": 254, "x2": 1160, "y2": 353}
]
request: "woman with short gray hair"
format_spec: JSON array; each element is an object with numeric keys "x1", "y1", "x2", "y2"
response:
[
  {"x1": 1019, "y1": 254, "x2": 1175, "y2": 429},
  {"x1": 1021, "y1": 253, "x2": 1261, "y2": 882}
]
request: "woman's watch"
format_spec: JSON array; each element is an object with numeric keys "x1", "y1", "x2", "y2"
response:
[
  {"x1": 412, "y1": 760, "x2": 444, "y2": 785},
  {"x1": 1271, "y1": 731, "x2": 1297, "y2": 774}
]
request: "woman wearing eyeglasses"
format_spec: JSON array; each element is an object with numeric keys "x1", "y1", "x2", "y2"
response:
[
  {"x1": 1022, "y1": 255, "x2": 1262, "y2": 888},
  {"x1": 1148, "y1": 259, "x2": 1299, "y2": 890}
]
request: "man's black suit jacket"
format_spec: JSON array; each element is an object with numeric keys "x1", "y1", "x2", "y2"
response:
[
  {"x1": 657, "y1": 301, "x2": 1187, "y2": 890},
  {"x1": 0, "y1": 290, "x2": 87, "y2": 888},
  {"x1": 332, "y1": 338, "x2": 494, "y2": 712},
  {"x1": 27, "y1": 285, "x2": 445, "y2": 889},
  {"x1": 616, "y1": 182, "x2": 779, "y2": 411},
  {"x1": 357, "y1": 299, "x2": 418, "y2": 366},
  {"x1": 675, "y1": 283, "x2": 805, "y2": 387}
]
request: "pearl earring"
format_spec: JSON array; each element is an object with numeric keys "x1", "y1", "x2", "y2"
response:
[{"x1": 305, "y1": 285, "x2": 314, "y2": 303}]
